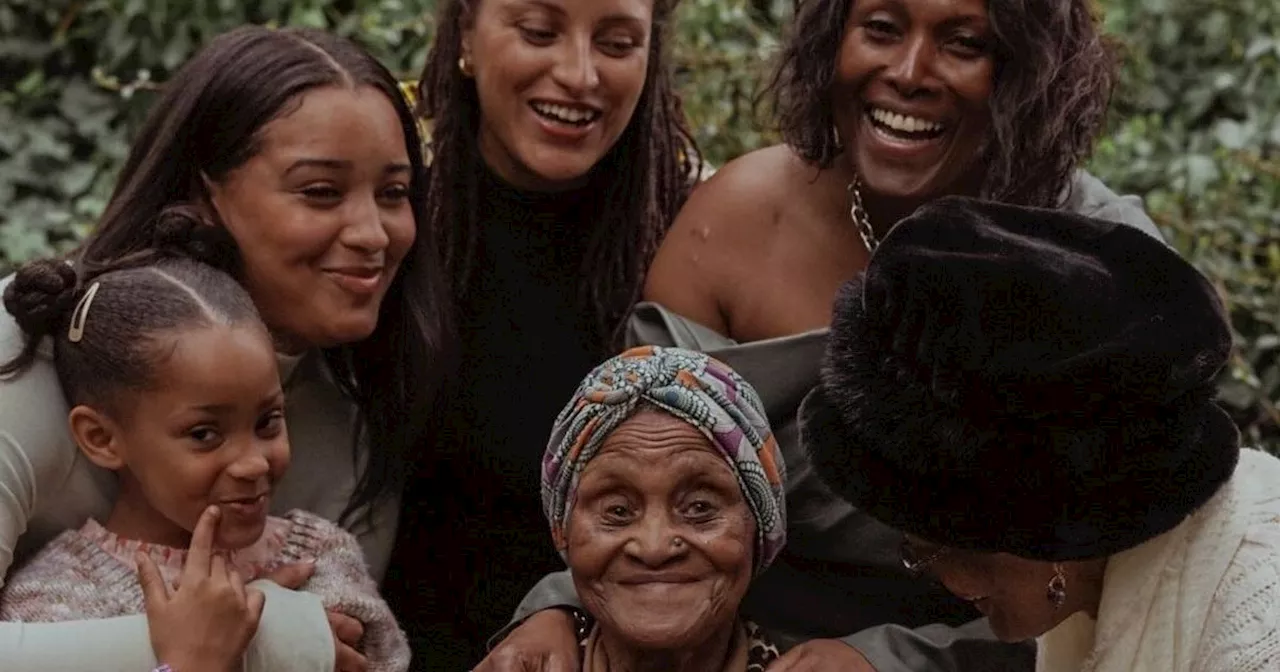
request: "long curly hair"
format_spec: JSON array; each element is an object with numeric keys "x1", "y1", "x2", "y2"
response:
[
  {"x1": 418, "y1": 0, "x2": 701, "y2": 351},
  {"x1": 765, "y1": 0, "x2": 1117, "y2": 208}
]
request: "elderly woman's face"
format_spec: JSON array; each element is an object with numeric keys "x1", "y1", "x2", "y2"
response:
[
  {"x1": 903, "y1": 535, "x2": 1081, "y2": 642},
  {"x1": 565, "y1": 409, "x2": 755, "y2": 649},
  {"x1": 832, "y1": 0, "x2": 995, "y2": 201}
]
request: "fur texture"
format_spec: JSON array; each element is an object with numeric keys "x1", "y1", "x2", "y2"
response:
[{"x1": 803, "y1": 196, "x2": 1239, "y2": 561}]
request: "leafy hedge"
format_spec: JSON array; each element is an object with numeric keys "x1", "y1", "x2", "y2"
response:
[
  {"x1": 1091, "y1": 0, "x2": 1280, "y2": 451},
  {"x1": 2, "y1": 0, "x2": 1276, "y2": 450}
]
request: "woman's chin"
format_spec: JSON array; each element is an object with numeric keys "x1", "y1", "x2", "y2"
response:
[
  {"x1": 848, "y1": 153, "x2": 962, "y2": 205},
  {"x1": 215, "y1": 526, "x2": 265, "y2": 552},
  {"x1": 610, "y1": 623, "x2": 710, "y2": 651},
  {"x1": 602, "y1": 609, "x2": 736, "y2": 652},
  {"x1": 307, "y1": 315, "x2": 380, "y2": 349}
]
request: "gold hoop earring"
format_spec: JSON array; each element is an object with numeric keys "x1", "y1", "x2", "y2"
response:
[{"x1": 458, "y1": 56, "x2": 473, "y2": 77}]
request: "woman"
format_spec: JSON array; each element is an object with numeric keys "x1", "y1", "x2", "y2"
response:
[
  {"x1": 647, "y1": 0, "x2": 1160, "y2": 342},
  {"x1": 382, "y1": 0, "x2": 701, "y2": 665},
  {"x1": 490, "y1": 0, "x2": 1151, "y2": 670},
  {"x1": 804, "y1": 197, "x2": 1280, "y2": 671},
  {"x1": 0, "y1": 25, "x2": 451, "y2": 671},
  {"x1": 541, "y1": 346, "x2": 786, "y2": 671}
]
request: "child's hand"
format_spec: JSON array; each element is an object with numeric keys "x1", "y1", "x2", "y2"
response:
[{"x1": 138, "y1": 505, "x2": 265, "y2": 672}]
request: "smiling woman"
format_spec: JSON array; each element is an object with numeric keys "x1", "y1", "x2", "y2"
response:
[
  {"x1": 465, "y1": 0, "x2": 654, "y2": 190},
  {"x1": 540, "y1": 347, "x2": 786, "y2": 672},
  {"x1": 204, "y1": 85, "x2": 418, "y2": 351},
  {"x1": 383, "y1": 0, "x2": 703, "y2": 666},
  {"x1": 834, "y1": 0, "x2": 995, "y2": 206},
  {"x1": 644, "y1": 0, "x2": 1159, "y2": 343}
]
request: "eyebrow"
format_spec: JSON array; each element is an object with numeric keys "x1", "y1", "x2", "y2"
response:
[
  {"x1": 875, "y1": 0, "x2": 988, "y2": 25},
  {"x1": 513, "y1": 0, "x2": 646, "y2": 25},
  {"x1": 186, "y1": 390, "x2": 284, "y2": 414},
  {"x1": 284, "y1": 158, "x2": 412, "y2": 177},
  {"x1": 188, "y1": 403, "x2": 236, "y2": 414},
  {"x1": 504, "y1": 0, "x2": 563, "y2": 18}
]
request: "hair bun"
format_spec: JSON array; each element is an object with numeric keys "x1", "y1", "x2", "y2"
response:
[
  {"x1": 150, "y1": 204, "x2": 241, "y2": 274},
  {"x1": 3, "y1": 259, "x2": 80, "y2": 338}
]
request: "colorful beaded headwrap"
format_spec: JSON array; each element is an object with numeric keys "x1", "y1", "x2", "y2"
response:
[{"x1": 541, "y1": 346, "x2": 787, "y2": 574}]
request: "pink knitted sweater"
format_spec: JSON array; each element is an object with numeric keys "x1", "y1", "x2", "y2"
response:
[{"x1": 0, "y1": 509, "x2": 410, "y2": 672}]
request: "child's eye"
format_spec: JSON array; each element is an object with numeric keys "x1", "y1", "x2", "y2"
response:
[
  {"x1": 257, "y1": 410, "x2": 286, "y2": 437},
  {"x1": 188, "y1": 426, "x2": 222, "y2": 447}
]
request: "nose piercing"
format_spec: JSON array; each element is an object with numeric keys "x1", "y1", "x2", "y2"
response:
[{"x1": 671, "y1": 537, "x2": 685, "y2": 549}]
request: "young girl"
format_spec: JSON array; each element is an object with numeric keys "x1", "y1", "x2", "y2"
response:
[{"x1": 0, "y1": 224, "x2": 410, "y2": 672}]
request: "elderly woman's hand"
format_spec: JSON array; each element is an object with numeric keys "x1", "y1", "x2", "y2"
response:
[
  {"x1": 474, "y1": 609, "x2": 580, "y2": 672},
  {"x1": 767, "y1": 640, "x2": 877, "y2": 671}
]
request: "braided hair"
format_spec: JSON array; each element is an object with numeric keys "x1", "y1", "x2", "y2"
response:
[
  {"x1": 2, "y1": 208, "x2": 258, "y2": 415},
  {"x1": 418, "y1": 0, "x2": 702, "y2": 351}
]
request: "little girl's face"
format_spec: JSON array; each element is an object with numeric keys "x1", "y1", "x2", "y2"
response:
[{"x1": 109, "y1": 323, "x2": 290, "y2": 550}]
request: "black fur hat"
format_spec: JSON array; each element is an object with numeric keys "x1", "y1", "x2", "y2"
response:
[{"x1": 803, "y1": 196, "x2": 1240, "y2": 561}]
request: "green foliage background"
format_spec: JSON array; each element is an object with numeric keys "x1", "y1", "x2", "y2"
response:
[{"x1": 2, "y1": 0, "x2": 1277, "y2": 451}]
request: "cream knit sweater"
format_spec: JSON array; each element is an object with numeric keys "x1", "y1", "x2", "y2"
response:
[
  {"x1": 0, "y1": 510, "x2": 410, "y2": 672},
  {"x1": 1037, "y1": 448, "x2": 1280, "y2": 672}
]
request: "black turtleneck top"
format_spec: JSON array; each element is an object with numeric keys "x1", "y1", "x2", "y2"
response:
[{"x1": 386, "y1": 166, "x2": 607, "y2": 670}]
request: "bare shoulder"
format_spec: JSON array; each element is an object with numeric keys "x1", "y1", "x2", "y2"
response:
[
  {"x1": 682, "y1": 145, "x2": 818, "y2": 237},
  {"x1": 645, "y1": 146, "x2": 823, "y2": 330}
]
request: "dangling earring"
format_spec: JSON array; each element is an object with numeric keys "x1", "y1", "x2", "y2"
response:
[
  {"x1": 1047, "y1": 563, "x2": 1068, "y2": 609},
  {"x1": 458, "y1": 55, "x2": 474, "y2": 77}
]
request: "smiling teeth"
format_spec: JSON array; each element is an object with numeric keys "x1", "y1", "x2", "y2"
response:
[
  {"x1": 532, "y1": 102, "x2": 599, "y2": 124},
  {"x1": 870, "y1": 108, "x2": 943, "y2": 134}
]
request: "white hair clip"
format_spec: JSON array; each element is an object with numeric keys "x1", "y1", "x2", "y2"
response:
[{"x1": 67, "y1": 282, "x2": 101, "y2": 344}]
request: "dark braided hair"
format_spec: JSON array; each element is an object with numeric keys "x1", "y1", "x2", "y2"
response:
[
  {"x1": 765, "y1": 0, "x2": 1117, "y2": 208},
  {"x1": 419, "y1": 0, "x2": 702, "y2": 351},
  {"x1": 2, "y1": 210, "x2": 260, "y2": 416}
]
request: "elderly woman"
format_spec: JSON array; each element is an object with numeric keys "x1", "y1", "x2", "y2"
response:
[
  {"x1": 539, "y1": 346, "x2": 786, "y2": 672},
  {"x1": 805, "y1": 197, "x2": 1280, "y2": 671}
]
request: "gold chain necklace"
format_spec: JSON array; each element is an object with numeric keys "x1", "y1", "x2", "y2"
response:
[{"x1": 847, "y1": 174, "x2": 878, "y2": 253}]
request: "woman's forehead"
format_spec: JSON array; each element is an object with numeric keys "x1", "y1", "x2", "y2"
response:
[{"x1": 586, "y1": 411, "x2": 732, "y2": 472}]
